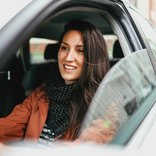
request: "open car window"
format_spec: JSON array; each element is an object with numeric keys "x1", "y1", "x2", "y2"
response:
[{"x1": 80, "y1": 49, "x2": 156, "y2": 145}]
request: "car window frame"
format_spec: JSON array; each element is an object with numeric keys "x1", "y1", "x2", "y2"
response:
[{"x1": 127, "y1": 6, "x2": 156, "y2": 74}]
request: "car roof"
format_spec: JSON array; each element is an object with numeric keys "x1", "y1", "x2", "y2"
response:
[{"x1": 33, "y1": 10, "x2": 113, "y2": 41}]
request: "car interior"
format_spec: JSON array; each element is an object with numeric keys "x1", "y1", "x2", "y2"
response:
[
  {"x1": 21, "y1": 11, "x2": 124, "y2": 96},
  {"x1": 0, "y1": 10, "x2": 124, "y2": 115},
  {"x1": 0, "y1": 6, "x2": 127, "y2": 142}
]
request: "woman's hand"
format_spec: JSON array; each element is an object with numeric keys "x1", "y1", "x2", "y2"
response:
[
  {"x1": 75, "y1": 119, "x2": 117, "y2": 144},
  {"x1": 75, "y1": 103, "x2": 121, "y2": 144}
]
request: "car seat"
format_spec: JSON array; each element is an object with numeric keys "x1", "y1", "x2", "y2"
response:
[
  {"x1": 44, "y1": 43, "x2": 59, "y2": 60},
  {"x1": 110, "y1": 40, "x2": 124, "y2": 67},
  {"x1": 0, "y1": 55, "x2": 26, "y2": 117},
  {"x1": 23, "y1": 43, "x2": 60, "y2": 96}
]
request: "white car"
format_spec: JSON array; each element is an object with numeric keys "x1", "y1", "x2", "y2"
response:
[{"x1": 0, "y1": 0, "x2": 156, "y2": 154}]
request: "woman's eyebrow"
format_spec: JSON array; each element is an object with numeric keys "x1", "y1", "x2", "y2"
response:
[
  {"x1": 61, "y1": 42, "x2": 69, "y2": 46},
  {"x1": 62, "y1": 41, "x2": 83, "y2": 47},
  {"x1": 76, "y1": 45, "x2": 83, "y2": 47}
]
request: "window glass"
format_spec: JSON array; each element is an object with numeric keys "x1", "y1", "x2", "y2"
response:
[
  {"x1": 80, "y1": 49, "x2": 156, "y2": 143},
  {"x1": 104, "y1": 35, "x2": 117, "y2": 58},
  {"x1": 29, "y1": 38, "x2": 58, "y2": 64}
]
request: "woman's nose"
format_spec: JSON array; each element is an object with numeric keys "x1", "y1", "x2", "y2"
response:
[{"x1": 65, "y1": 50, "x2": 75, "y2": 61}]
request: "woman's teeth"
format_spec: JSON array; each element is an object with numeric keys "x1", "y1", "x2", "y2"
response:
[{"x1": 64, "y1": 65, "x2": 76, "y2": 70}]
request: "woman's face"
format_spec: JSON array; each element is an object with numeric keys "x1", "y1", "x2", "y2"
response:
[{"x1": 58, "y1": 30, "x2": 84, "y2": 84}]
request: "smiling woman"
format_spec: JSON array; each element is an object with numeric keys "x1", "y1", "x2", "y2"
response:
[
  {"x1": 0, "y1": 0, "x2": 155, "y2": 153},
  {"x1": 58, "y1": 30, "x2": 84, "y2": 84},
  {"x1": 0, "y1": 19, "x2": 110, "y2": 145}
]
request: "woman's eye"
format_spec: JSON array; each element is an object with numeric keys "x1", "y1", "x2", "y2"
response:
[
  {"x1": 61, "y1": 46, "x2": 68, "y2": 51},
  {"x1": 77, "y1": 48, "x2": 84, "y2": 53}
]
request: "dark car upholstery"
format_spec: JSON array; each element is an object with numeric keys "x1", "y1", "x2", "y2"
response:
[
  {"x1": 113, "y1": 40, "x2": 124, "y2": 58},
  {"x1": 23, "y1": 43, "x2": 59, "y2": 96},
  {"x1": 44, "y1": 43, "x2": 60, "y2": 60},
  {"x1": 0, "y1": 55, "x2": 25, "y2": 117},
  {"x1": 110, "y1": 40, "x2": 124, "y2": 67}
]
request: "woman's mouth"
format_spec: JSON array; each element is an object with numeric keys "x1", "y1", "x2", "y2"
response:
[{"x1": 64, "y1": 64, "x2": 76, "y2": 70}]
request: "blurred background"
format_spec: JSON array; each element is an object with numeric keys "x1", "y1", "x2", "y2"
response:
[{"x1": 126, "y1": 0, "x2": 156, "y2": 26}]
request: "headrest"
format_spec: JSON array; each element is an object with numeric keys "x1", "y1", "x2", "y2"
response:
[
  {"x1": 44, "y1": 43, "x2": 60, "y2": 60},
  {"x1": 112, "y1": 40, "x2": 124, "y2": 58}
]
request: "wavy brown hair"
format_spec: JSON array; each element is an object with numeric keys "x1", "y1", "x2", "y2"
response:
[{"x1": 59, "y1": 19, "x2": 110, "y2": 139}]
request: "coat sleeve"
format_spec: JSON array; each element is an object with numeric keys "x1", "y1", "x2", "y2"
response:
[{"x1": 0, "y1": 86, "x2": 44, "y2": 143}]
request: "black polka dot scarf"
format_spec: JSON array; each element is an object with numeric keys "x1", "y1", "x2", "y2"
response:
[{"x1": 43, "y1": 69, "x2": 74, "y2": 141}]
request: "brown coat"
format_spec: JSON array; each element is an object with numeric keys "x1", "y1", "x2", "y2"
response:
[{"x1": 0, "y1": 86, "x2": 73, "y2": 143}]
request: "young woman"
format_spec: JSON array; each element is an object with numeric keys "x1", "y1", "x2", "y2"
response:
[{"x1": 0, "y1": 19, "x2": 110, "y2": 144}]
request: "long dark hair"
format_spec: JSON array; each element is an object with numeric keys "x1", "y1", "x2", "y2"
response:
[{"x1": 60, "y1": 19, "x2": 110, "y2": 139}]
